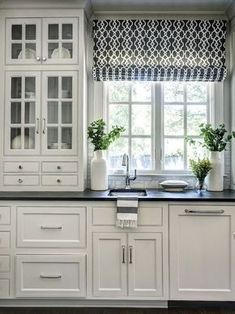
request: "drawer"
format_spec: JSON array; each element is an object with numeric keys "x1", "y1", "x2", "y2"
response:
[
  {"x1": 0, "y1": 280, "x2": 10, "y2": 298},
  {"x1": 16, "y1": 255, "x2": 86, "y2": 298},
  {"x1": 4, "y1": 175, "x2": 39, "y2": 186},
  {"x1": 92, "y1": 204, "x2": 163, "y2": 227},
  {"x1": 17, "y1": 207, "x2": 86, "y2": 248},
  {"x1": 0, "y1": 232, "x2": 10, "y2": 248},
  {"x1": 42, "y1": 162, "x2": 78, "y2": 173},
  {"x1": 42, "y1": 175, "x2": 78, "y2": 186},
  {"x1": 4, "y1": 162, "x2": 39, "y2": 173},
  {"x1": 0, "y1": 207, "x2": 10, "y2": 225},
  {"x1": 0, "y1": 256, "x2": 10, "y2": 272}
]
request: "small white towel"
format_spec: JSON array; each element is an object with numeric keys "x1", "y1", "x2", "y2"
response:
[{"x1": 116, "y1": 198, "x2": 138, "y2": 228}]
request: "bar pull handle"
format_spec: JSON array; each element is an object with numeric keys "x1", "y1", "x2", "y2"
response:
[
  {"x1": 42, "y1": 118, "x2": 46, "y2": 134},
  {"x1": 122, "y1": 245, "x2": 125, "y2": 264},
  {"x1": 40, "y1": 225, "x2": 63, "y2": 230},
  {"x1": 185, "y1": 209, "x2": 224, "y2": 214},
  {"x1": 36, "y1": 118, "x2": 40, "y2": 134},
  {"x1": 40, "y1": 274, "x2": 62, "y2": 279},
  {"x1": 129, "y1": 245, "x2": 133, "y2": 264}
]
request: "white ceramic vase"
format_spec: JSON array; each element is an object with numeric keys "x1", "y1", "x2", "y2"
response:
[
  {"x1": 206, "y1": 151, "x2": 224, "y2": 191},
  {"x1": 91, "y1": 150, "x2": 108, "y2": 191}
]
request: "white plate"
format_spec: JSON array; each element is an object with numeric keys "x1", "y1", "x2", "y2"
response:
[
  {"x1": 18, "y1": 48, "x2": 36, "y2": 59},
  {"x1": 51, "y1": 47, "x2": 71, "y2": 59}
]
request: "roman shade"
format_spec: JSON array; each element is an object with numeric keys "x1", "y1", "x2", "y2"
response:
[{"x1": 93, "y1": 19, "x2": 227, "y2": 82}]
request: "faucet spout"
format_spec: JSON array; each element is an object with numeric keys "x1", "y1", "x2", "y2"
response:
[{"x1": 122, "y1": 154, "x2": 137, "y2": 189}]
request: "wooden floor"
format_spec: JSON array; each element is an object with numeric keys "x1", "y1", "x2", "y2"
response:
[{"x1": 1, "y1": 308, "x2": 235, "y2": 314}]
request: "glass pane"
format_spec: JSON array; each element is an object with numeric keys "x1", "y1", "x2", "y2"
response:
[
  {"x1": 62, "y1": 43, "x2": 72, "y2": 58},
  {"x1": 25, "y1": 77, "x2": 35, "y2": 99},
  {"x1": 48, "y1": 77, "x2": 58, "y2": 99},
  {"x1": 24, "y1": 127, "x2": 35, "y2": 149},
  {"x1": 12, "y1": 25, "x2": 22, "y2": 40},
  {"x1": 187, "y1": 105, "x2": 207, "y2": 136},
  {"x1": 164, "y1": 105, "x2": 184, "y2": 136},
  {"x1": 132, "y1": 82, "x2": 152, "y2": 102},
  {"x1": 62, "y1": 77, "x2": 72, "y2": 98},
  {"x1": 109, "y1": 104, "x2": 129, "y2": 135},
  {"x1": 164, "y1": 138, "x2": 184, "y2": 170},
  {"x1": 108, "y1": 82, "x2": 130, "y2": 102},
  {"x1": 48, "y1": 42, "x2": 59, "y2": 59},
  {"x1": 131, "y1": 138, "x2": 152, "y2": 170},
  {"x1": 25, "y1": 24, "x2": 36, "y2": 40},
  {"x1": 61, "y1": 127, "x2": 72, "y2": 149},
  {"x1": 62, "y1": 24, "x2": 73, "y2": 39},
  {"x1": 108, "y1": 137, "x2": 128, "y2": 170},
  {"x1": 62, "y1": 102, "x2": 72, "y2": 124},
  {"x1": 11, "y1": 102, "x2": 21, "y2": 124},
  {"x1": 11, "y1": 128, "x2": 21, "y2": 149},
  {"x1": 11, "y1": 77, "x2": 21, "y2": 99},
  {"x1": 12, "y1": 43, "x2": 22, "y2": 59},
  {"x1": 25, "y1": 43, "x2": 36, "y2": 59},
  {"x1": 48, "y1": 24, "x2": 59, "y2": 40},
  {"x1": 187, "y1": 82, "x2": 207, "y2": 103},
  {"x1": 187, "y1": 139, "x2": 208, "y2": 169},
  {"x1": 48, "y1": 101, "x2": 58, "y2": 124},
  {"x1": 47, "y1": 127, "x2": 58, "y2": 149},
  {"x1": 164, "y1": 82, "x2": 184, "y2": 102},
  {"x1": 25, "y1": 102, "x2": 35, "y2": 124},
  {"x1": 132, "y1": 105, "x2": 151, "y2": 135}
]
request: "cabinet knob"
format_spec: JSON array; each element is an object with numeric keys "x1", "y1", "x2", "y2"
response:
[
  {"x1": 18, "y1": 165, "x2": 23, "y2": 170},
  {"x1": 36, "y1": 56, "x2": 41, "y2": 61},
  {"x1": 42, "y1": 57, "x2": 47, "y2": 61},
  {"x1": 18, "y1": 178, "x2": 23, "y2": 184},
  {"x1": 57, "y1": 179, "x2": 61, "y2": 183},
  {"x1": 57, "y1": 165, "x2": 61, "y2": 170}
]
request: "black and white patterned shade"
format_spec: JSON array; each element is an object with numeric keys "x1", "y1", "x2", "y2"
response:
[{"x1": 93, "y1": 19, "x2": 227, "y2": 81}]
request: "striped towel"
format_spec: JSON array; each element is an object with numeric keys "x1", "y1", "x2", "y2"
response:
[{"x1": 116, "y1": 197, "x2": 138, "y2": 228}]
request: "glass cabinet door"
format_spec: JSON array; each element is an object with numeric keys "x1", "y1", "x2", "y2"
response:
[
  {"x1": 42, "y1": 18, "x2": 78, "y2": 64},
  {"x1": 42, "y1": 72, "x2": 77, "y2": 155},
  {"x1": 5, "y1": 72, "x2": 40, "y2": 155},
  {"x1": 6, "y1": 19, "x2": 41, "y2": 64}
]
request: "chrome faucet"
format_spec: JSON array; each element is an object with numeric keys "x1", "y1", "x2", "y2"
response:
[{"x1": 122, "y1": 153, "x2": 137, "y2": 189}]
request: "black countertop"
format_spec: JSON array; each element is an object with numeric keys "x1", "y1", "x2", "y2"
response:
[{"x1": 0, "y1": 189, "x2": 235, "y2": 201}]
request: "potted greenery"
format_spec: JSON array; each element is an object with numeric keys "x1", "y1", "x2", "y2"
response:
[
  {"x1": 88, "y1": 119, "x2": 125, "y2": 190},
  {"x1": 187, "y1": 123, "x2": 235, "y2": 191},
  {"x1": 189, "y1": 158, "x2": 212, "y2": 194}
]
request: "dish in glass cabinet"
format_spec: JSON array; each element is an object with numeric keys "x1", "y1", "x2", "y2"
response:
[
  {"x1": 48, "y1": 143, "x2": 71, "y2": 149},
  {"x1": 18, "y1": 48, "x2": 36, "y2": 59},
  {"x1": 51, "y1": 47, "x2": 71, "y2": 59},
  {"x1": 11, "y1": 135, "x2": 34, "y2": 149}
]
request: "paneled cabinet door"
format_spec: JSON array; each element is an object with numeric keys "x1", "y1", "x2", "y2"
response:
[
  {"x1": 128, "y1": 233, "x2": 163, "y2": 297},
  {"x1": 41, "y1": 71, "x2": 77, "y2": 155},
  {"x1": 6, "y1": 18, "x2": 41, "y2": 64},
  {"x1": 42, "y1": 18, "x2": 78, "y2": 64},
  {"x1": 170, "y1": 205, "x2": 235, "y2": 301},
  {"x1": 5, "y1": 72, "x2": 41, "y2": 155},
  {"x1": 93, "y1": 233, "x2": 127, "y2": 297}
]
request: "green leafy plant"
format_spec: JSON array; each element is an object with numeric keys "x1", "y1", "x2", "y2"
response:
[
  {"x1": 88, "y1": 119, "x2": 125, "y2": 151},
  {"x1": 186, "y1": 123, "x2": 235, "y2": 152},
  {"x1": 190, "y1": 158, "x2": 212, "y2": 190}
]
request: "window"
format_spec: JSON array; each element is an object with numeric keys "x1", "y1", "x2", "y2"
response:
[{"x1": 106, "y1": 81, "x2": 210, "y2": 173}]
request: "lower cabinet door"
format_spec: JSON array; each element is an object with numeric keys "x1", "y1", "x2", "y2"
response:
[
  {"x1": 170, "y1": 205, "x2": 235, "y2": 301},
  {"x1": 93, "y1": 233, "x2": 127, "y2": 297},
  {"x1": 16, "y1": 254, "x2": 86, "y2": 298},
  {"x1": 128, "y1": 233, "x2": 163, "y2": 297}
]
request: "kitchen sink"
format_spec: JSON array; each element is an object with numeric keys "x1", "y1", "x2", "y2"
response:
[{"x1": 108, "y1": 189, "x2": 147, "y2": 197}]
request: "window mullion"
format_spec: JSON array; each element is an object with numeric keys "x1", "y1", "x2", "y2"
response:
[{"x1": 183, "y1": 83, "x2": 187, "y2": 170}]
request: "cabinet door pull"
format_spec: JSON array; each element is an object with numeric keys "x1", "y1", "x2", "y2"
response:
[
  {"x1": 40, "y1": 225, "x2": 63, "y2": 230},
  {"x1": 18, "y1": 178, "x2": 23, "y2": 183},
  {"x1": 40, "y1": 274, "x2": 62, "y2": 279},
  {"x1": 122, "y1": 245, "x2": 125, "y2": 264},
  {"x1": 185, "y1": 209, "x2": 224, "y2": 214},
  {"x1": 18, "y1": 165, "x2": 23, "y2": 170},
  {"x1": 129, "y1": 246, "x2": 133, "y2": 264},
  {"x1": 36, "y1": 118, "x2": 40, "y2": 134},
  {"x1": 57, "y1": 165, "x2": 61, "y2": 170},
  {"x1": 42, "y1": 118, "x2": 46, "y2": 134},
  {"x1": 36, "y1": 56, "x2": 41, "y2": 61},
  {"x1": 42, "y1": 57, "x2": 47, "y2": 62}
]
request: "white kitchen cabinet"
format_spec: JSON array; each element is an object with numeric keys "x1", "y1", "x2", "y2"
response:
[
  {"x1": 93, "y1": 232, "x2": 164, "y2": 298},
  {"x1": 170, "y1": 205, "x2": 235, "y2": 301}
]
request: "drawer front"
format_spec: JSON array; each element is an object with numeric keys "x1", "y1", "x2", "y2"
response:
[
  {"x1": 16, "y1": 255, "x2": 86, "y2": 298},
  {"x1": 4, "y1": 175, "x2": 39, "y2": 186},
  {"x1": 4, "y1": 162, "x2": 39, "y2": 173},
  {"x1": 42, "y1": 162, "x2": 78, "y2": 173},
  {"x1": 92, "y1": 204, "x2": 163, "y2": 227},
  {"x1": 42, "y1": 175, "x2": 78, "y2": 186},
  {"x1": 0, "y1": 232, "x2": 10, "y2": 248},
  {"x1": 0, "y1": 280, "x2": 10, "y2": 298},
  {"x1": 17, "y1": 207, "x2": 86, "y2": 248},
  {"x1": 0, "y1": 207, "x2": 10, "y2": 225},
  {"x1": 0, "y1": 256, "x2": 10, "y2": 272}
]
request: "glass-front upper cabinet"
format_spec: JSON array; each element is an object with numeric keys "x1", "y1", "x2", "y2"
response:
[
  {"x1": 42, "y1": 18, "x2": 78, "y2": 64},
  {"x1": 6, "y1": 19, "x2": 41, "y2": 64},
  {"x1": 42, "y1": 71, "x2": 77, "y2": 155},
  {"x1": 5, "y1": 72, "x2": 41, "y2": 155}
]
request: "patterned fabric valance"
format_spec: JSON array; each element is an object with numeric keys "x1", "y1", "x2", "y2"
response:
[{"x1": 93, "y1": 19, "x2": 227, "y2": 82}]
